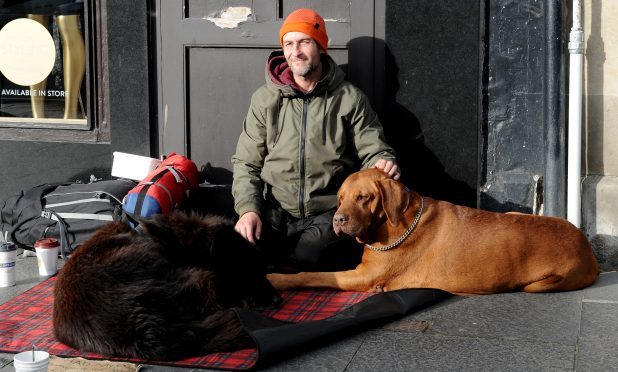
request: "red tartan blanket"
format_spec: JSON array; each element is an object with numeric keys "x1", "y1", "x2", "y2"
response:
[{"x1": 0, "y1": 277, "x2": 372, "y2": 370}]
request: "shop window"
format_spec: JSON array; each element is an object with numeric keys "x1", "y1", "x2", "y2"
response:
[{"x1": 0, "y1": 1, "x2": 105, "y2": 140}]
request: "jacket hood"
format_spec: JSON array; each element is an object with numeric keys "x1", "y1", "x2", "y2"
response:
[{"x1": 265, "y1": 50, "x2": 345, "y2": 97}]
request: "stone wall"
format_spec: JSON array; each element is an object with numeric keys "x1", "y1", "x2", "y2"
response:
[{"x1": 582, "y1": 1, "x2": 618, "y2": 271}]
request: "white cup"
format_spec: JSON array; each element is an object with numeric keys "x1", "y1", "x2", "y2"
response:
[
  {"x1": 34, "y1": 238, "x2": 59, "y2": 276},
  {"x1": 13, "y1": 350, "x2": 50, "y2": 372},
  {"x1": 0, "y1": 242, "x2": 17, "y2": 287}
]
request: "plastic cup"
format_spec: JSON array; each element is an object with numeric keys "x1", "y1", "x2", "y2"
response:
[
  {"x1": 13, "y1": 350, "x2": 49, "y2": 372},
  {"x1": 34, "y1": 238, "x2": 59, "y2": 276},
  {"x1": 0, "y1": 242, "x2": 17, "y2": 287}
]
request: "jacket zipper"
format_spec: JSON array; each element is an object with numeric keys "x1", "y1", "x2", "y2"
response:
[{"x1": 298, "y1": 97, "x2": 308, "y2": 218}]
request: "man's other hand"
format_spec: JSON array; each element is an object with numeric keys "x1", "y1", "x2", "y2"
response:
[{"x1": 235, "y1": 211, "x2": 262, "y2": 244}]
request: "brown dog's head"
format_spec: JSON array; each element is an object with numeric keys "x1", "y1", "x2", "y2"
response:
[{"x1": 333, "y1": 168, "x2": 410, "y2": 243}]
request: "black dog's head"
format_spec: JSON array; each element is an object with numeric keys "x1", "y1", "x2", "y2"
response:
[{"x1": 140, "y1": 212, "x2": 281, "y2": 309}]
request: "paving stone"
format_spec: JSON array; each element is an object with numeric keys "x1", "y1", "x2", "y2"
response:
[
  {"x1": 576, "y1": 301, "x2": 618, "y2": 371},
  {"x1": 576, "y1": 339, "x2": 618, "y2": 372},
  {"x1": 0, "y1": 355, "x2": 12, "y2": 370},
  {"x1": 386, "y1": 291, "x2": 583, "y2": 345},
  {"x1": 580, "y1": 302, "x2": 618, "y2": 338},
  {"x1": 259, "y1": 333, "x2": 365, "y2": 371},
  {"x1": 582, "y1": 271, "x2": 618, "y2": 303},
  {"x1": 381, "y1": 296, "x2": 459, "y2": 327},
  {"x1": 349, "y1": 330, "x2": 574, "y2": 372}
]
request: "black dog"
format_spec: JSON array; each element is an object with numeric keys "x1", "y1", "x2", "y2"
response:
[{"x1": 53, "y1": 212, "x2": 279, "y2": 360}]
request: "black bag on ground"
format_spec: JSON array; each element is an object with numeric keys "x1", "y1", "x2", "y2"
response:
[{"x1": 0, "y1": 179, "x2": 136, "y2": 257}]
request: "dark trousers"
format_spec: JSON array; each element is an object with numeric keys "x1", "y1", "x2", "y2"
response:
[{"x1": 258, "y1": 202, "x2": 362, "y2": 273}]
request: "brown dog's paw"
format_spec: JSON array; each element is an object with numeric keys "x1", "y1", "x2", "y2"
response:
[{"x1": 267, "y1": 273, "x2": 290, "y2": 290}]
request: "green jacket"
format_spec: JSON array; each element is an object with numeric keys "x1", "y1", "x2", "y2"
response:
[{"x1": 232, "y1": 51, "x2": 396, "y2": 219}]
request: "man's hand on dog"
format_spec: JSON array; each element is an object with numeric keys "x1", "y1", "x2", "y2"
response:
[
  {"x1": 373, "y1": 159, "x2": 401, "y2": 180},
  {"x1": 235, "y1": 211, "x2": 262, "y2": 244}
]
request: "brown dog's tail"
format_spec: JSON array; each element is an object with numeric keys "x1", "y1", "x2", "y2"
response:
[{"x1": 521, "y1": 229, "x2": 600, "y2": 293}]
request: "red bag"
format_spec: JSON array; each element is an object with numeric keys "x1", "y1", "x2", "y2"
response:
[{"x1": 122, "y1": 153, "x2": 199, "y2": 218}]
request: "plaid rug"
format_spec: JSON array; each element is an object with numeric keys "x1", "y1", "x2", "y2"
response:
[{"x1": 0, "y1": 277, "x2": 372, "y2": 370}]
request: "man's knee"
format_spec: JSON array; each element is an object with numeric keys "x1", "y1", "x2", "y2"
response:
[
  {"x1": 294, "y1": 225, "x2": 332, "y2": 266},
  {"x1": 295, "y1": 224, "x2": 361, "y2": 271}
]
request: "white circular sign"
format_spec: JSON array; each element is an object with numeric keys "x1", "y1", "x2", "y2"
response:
[{"x1": 0, "y1": 18, "x2": 56, "y2": 86}]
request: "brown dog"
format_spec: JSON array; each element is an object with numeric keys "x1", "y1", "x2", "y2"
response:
[{"x1": 267, "y1": 168, "x2": 599, "y2": 295}]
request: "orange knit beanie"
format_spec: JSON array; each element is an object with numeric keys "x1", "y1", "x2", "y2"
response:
[{"x1": 279, "y1": 8, "x2": 328, "y2": 52}]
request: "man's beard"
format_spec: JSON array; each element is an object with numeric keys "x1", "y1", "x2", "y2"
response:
[{"x1": 289, "y1": 59, "x2": 317, "y2": 77}]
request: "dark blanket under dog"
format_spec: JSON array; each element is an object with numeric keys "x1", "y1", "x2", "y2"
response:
[{"x1": 0, "y1": 277, "x2": 448, "y2": 370}]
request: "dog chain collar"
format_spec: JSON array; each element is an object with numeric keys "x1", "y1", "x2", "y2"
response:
[{"x1": 365, "y1": 196, "x2": 424, "y2": 252}]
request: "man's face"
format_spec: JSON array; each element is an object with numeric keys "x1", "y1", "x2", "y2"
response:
[{"x1": 282, "y1": 31, "x2": 322, "y2": 78}]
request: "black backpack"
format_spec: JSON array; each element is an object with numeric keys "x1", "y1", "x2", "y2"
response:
[{"x1": 0, "y1": 179, "x2": 136, "y2": 257}]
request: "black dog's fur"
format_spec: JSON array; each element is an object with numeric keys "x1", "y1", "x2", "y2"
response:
[{"x1": 53, "y1": 212, "x2": 279, "y2": 360}]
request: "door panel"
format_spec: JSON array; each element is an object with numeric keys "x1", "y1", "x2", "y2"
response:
[
  {"x1": 156, "y1": 0, "x2": 374, "y2": 180},
  {"x1": 187, "y1": 47, "x2": 272, "y2": 172}
]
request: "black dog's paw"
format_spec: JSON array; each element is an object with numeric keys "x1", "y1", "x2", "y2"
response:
[
  {"x1": 241, "y1": 293, "x2": 282, "y2": 311},
  {"x1": 270, "y1": 294, "x2": 283, "y2": 307}
]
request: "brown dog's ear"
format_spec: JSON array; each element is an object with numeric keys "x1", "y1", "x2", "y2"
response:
[{"x1": 377, "y1": 179, "x2": 410, "y2": 227}]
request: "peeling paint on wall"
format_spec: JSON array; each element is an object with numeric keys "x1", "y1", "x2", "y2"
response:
[{"x1": 206, "y1": 7, "x2": 252, "y2": 29}]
